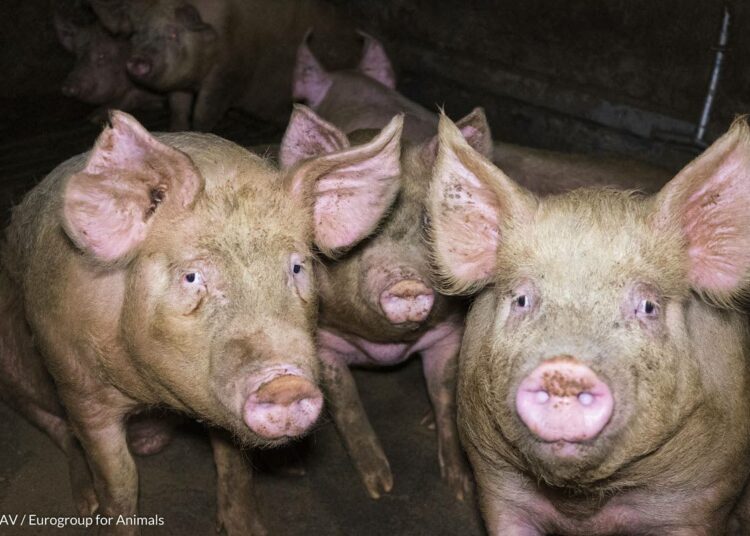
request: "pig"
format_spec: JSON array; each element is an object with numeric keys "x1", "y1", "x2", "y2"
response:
[
  {"x1": 293, "y1": 33, "x2": 673, "y2": 195},
  {"x1": 54, "y1": 5, "x2": 164, "y2": 120},
  {"x1": 0, "y1": 109, "x2": 403, "y2": 534},
  {"x1": 277, "y1": 105, "x2": 498, "y2": 501},
  {"x1": 95, "y1": 0, "x2": 357, "y2": 130},
  {"x1": 427, "y1": 113, "x2": 750, "y2": 535},
  {"x1": 293, "y1": 31, "x2": 438, "y2": 142}
]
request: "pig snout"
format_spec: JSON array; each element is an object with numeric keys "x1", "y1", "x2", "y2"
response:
[
  {"x1": 127, "y1": 56, "x2": 152, "y2": 79},
  {"x1": 515, "y1": 356, "x2": 613, "y2": 443},
  {"x1": 243, "y1": 373, "x2": 323, "y2": 439},
  {"x1": 379, "y1": 279, "x2": 435, "y2": 324}
]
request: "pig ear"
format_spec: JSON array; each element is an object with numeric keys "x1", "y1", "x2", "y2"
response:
[
  {"x1": 89, "y1": 0, "x2": 133, "y2": 35},
  {"x1": 279, "y1": 105, "x2": 350, "y2": 169},
  {"x1": 288, "y1": 114, "x2": 403, "y2": 256},
  {"x1": 62, "y1": 111, "x2": 203, "y2": 266},
  {"x1": 174, "y1": 4, "x2": 213, "y2": 34},
  {"x1": 428, "y1": 113, "x2": 535, "y2": 295},
  {"x1": 292, "y1": 30, "x2": 332, "y2": 108},
  {"x1": 356, "y1": 31, "x2": 396, "y2": 89},
  {"x1": 54, "y1": 11, "x2": 81, "y2": 52},
  {"x1": 421, "y1": 107, "x2": 494, "y2": 165},
  {"x1": 653, "y1": 119, "x2": 750, "y2": 305}
]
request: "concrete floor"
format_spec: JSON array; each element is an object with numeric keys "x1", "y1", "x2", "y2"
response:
[{"x1": 0, "y1": 99, "x2": 485, "y2": 536}]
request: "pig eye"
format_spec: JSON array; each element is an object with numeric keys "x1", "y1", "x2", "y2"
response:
[
  {"x1": 515, "y1": 295, "x2": 529, "y2": 308},
  {"x1": 183, "y1": 271, "x2": 203, "y2": 285},
  {"x1": 290, "y1": 253, "x2": 312, "y2": 302},
  {"x1": 637, "y1": 299, "x2": 658, "y2": 317},
  {"x1": 508, "y1": 280, "x2": 538, "y2": 320}
]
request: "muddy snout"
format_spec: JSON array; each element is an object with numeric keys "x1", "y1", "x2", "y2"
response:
[
  {"x1": 379, "y1": 279, "x2": 435, "y2": 324},
  {"x1": 243, "y1": 373, "x2": 323, "y2": 439},
  {"x1": 515, "y1": 356, "x2": 613, "y2": 443}
]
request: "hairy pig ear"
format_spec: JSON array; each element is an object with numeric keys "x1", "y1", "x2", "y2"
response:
[
  {"x1": 653, "y1": 118, "x2": 750, "y2": 306},
  {"x1": 279, "y1": 105, "x2": 350, "y2": 169},
  {"x1": 428, "y1": 113, "x2": 535, "y2": 295},
  {"x1": 421, "y1": 107, "x2": 494, "y2": 166},
  {"x1": 288, "y1": 114, "x2": 404, "y2": 257},
  {"x1": 62, "y1": 110, "x2": 203, "y2": 266}
]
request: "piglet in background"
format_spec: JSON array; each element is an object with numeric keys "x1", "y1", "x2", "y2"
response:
[
  {"x1": 54, "y1": 1, "x2": 164, "y2": 121},
  {"x1": 429, "y1": 114, "x2": 750, "y2": 535},
  {"x1": 93, "y1": 0, "x2": 358, "y2": 130}
]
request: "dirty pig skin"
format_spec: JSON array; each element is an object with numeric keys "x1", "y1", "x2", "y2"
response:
[
  {"x1": 0, "y1": 110, "x2": 404, "y2": 535},
  {"x1": 428, "y1": 113, "x2": 750, "y2": 535}
]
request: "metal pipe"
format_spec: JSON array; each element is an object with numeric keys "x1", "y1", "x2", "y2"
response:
[{"x1": 695, "y1": 5, "x2": 731, "y2": 145}]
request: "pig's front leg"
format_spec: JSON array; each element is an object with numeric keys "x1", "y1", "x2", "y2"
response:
[
  {"x1": 62, "y1": 394, "x2": 138, "y2": 535},
  {"x1": 168, "y1": 91, "x2": 193, "y2": 131},
  {"x1": 421, "y1": 322, "x2": 472, "y2": 500},
  {"x1": 209, "y1": 429, "x2": 267, "y2": 536},
  {"x1": 191, "y1": 70, "x2": 241, "y2": 132},
  {"x1": 318, "y1": 331, "x2": 393, "y2": 499}
]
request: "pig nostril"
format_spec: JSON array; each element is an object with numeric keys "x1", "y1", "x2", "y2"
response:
[
  {"x1": 578, "y1": 392, "x2": 594, "y2": 406},
  {"x1": 127, "y1": 59, "x2": 151, "y2": 77},
  {"x1": 535, "y1": 390, "x2": 550, "y2": 404}
]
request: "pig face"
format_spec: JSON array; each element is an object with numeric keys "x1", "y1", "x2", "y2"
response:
[
  {"x1": 127, "y1": 3, "x2": 217, "y2": 90},
  {"x1": 62, "y1": 111, "x2": 403, "y2": 447},
  {"x1": 55, "y1": 14, "x2": 133, "y2": 104},
  {"x1": 429, "y1": 115, "x2": 750, "y2": 486},
  {"x1": 279, "y1": 106, "x2": 491, "y2": 333}
]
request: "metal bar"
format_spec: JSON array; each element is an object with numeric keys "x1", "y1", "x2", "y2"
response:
[{"x1": 695, "y1": 5, "x2": 731, "y2": 145}]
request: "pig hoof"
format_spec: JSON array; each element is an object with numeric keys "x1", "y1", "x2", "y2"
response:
[
  {"x1": 420, "y1": 410, "x2": 436, "y2": 431},
  {"x1": 216, "y1": 513, "x2": 268, "y2": 536},
  {"x1": 358, "y1": 458, "x2": 394, "y2": 499},
  {"x1": 439, "y1": 450, "x2": 474, "y2": 501},
  {"x1": 72, "y1": 484, "x2": 99, "y2": 516}
]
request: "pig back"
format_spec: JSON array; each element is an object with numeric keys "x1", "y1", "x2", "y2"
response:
[{"x1": 493, "y1": 142, "x2": 672, "y2": 196}]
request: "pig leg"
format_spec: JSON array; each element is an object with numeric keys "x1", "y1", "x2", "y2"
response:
[
  {"x1": 318, "y1": 334, "x2": 393, "y2": 499},
  {"x1": 191, "y1": 71, "x2": 241, "y2": 132},
  {"x1": 168, "y1": 91, "x2": 193, "y2": 131},
  {"x1": 421, "y1": 324, "x2": 472, "y2": 501},
  {"x1": 62, "y1": 392, "x2": 139, "y2": 535},
  {"x1": 0, "y1": 273, "x2": 97, "y2": 515},
  {"x1": 209, "y1": 429, "x2": 267, "y2": 536}
]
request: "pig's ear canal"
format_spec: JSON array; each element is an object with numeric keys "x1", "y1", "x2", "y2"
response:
[
  {"x1": 278, "y1": 105, "x2": 350, "y2": 169},
  {"x1": 292, "y1": 30, "x2": 332, "y2": 108},
  {"x1": 654, "y1": 118, "x2": 750, "y2": 305},
  {"x1": 356, "y1": 31, "x2": 396, "y2": 89},
  {"x1": 289, "y1": 114, "x2": 404, "y2": 257},
  {"x1": 62, "y1": 110, "x2": 203, "y2": 266},
  {"x1": 428, "y1": 113, "x2": 535, "y2": 295}
]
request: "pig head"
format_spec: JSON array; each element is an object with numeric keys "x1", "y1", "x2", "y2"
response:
[{"x1": 428, "y1": 114, "x2": 750, "y2": 534}]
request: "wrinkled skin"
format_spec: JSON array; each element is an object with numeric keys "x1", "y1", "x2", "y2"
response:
[
  {"x1": 98, "y1": 0, "x2": 356, "y2": 130},
  {"x1": 428, "y1": 114, "x2": 750, "y2": 535},
  {"x1": 54, "y1": 7, "x2": 164, "y2": 121},
  {"x1": 0, "y1": 110, "x2": 404, "y2": 535}
]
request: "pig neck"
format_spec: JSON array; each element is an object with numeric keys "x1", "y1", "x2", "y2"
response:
[
  {"x1": 316, "y1": 146, "x2": 464, "y2": 347},
  {"x1": 314, "y1": 72, "x2": 438, "y2": 143}
]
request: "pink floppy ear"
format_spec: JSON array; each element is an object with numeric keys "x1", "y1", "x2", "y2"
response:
[
  {"x1": 292, "y1": 30, "x2": 333, "y2": 109},
  {"x1": 288, "y1": 114, "x2": 404, "y2": 257},
  {"x1": 279, "y1": 105, "x2": 350, "y2": 169},
  {"x1": 428, "y1": 113, "x2": 535, "y2": 295},
  {"x1": 421, "y1": 107, "x2": 494, "y2": 165},
  {"x1": 62, "y1": 110, "x2": 203, "y2": 266},
  {"x1": 654, "y1": 119, "x2": 750, "y2": 305},
  {"x1": 356, "y1": 31, "x2": 396, "y2": 89}
]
